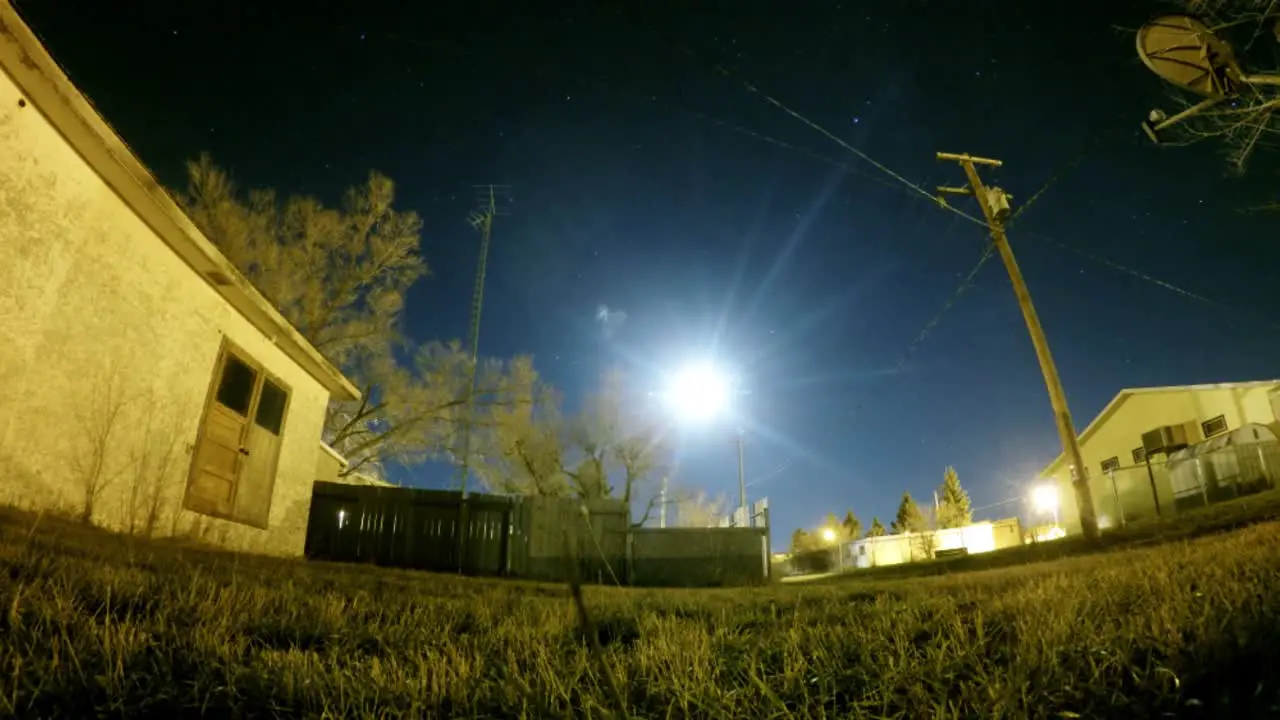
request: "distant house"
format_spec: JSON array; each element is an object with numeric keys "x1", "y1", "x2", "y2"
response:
[
  {"x1": 0, "y1": 5, "x2": 360, "y2": 554},
  {"x1": 844, "y1": 518, "x2": 1023, "y2": 569},
  {"x1": 1038, "y1": 380, "x2": 1280, "y2": 536}
]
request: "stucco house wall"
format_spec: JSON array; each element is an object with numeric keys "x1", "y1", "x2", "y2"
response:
[
  {"x1": 0, "y1": 6, "x2": 358, "y2": 555},
  {"x1": 1040, "y1": 381, "x2": 1280, "y2": 535}
]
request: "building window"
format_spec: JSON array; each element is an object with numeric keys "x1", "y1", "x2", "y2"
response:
[
  {"x1": 1100, "y1": 456, "x2": 1120, "y2": 473},
  {"x1": 1201, "y1": 415, "x2": 1228, "y2": 438},
  {"x1": 1131, "y1": 447, "x2": 1146, "y2": 464}
]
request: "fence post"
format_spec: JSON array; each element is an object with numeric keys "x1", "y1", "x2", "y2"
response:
[
  {"x1": 1108, "y1": 471, "x2": 1126, "y2": 528},
  {"x1": 625, "y1": 529, "x2": 634, "y2": 585},
  {"x1": 457, "y1": 497, "x2": 470, "y2": 574},
  {"x1": 499, "y1": 503, "x2": 511, "y2": 576},
  {"x1": 1143, "y1": 456, "x2": 1164, "y2": 518},
  {"x1": 763, "y1": 506, "x2": 772, "y2": 582}
]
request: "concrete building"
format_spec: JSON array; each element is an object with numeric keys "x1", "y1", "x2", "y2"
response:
[
  {"x1": 1038, "y1": 380, "x2": 1280, "y2": 535},
  {"x1": 0, "y1": 5, "x2": 360, "y2": 554}
]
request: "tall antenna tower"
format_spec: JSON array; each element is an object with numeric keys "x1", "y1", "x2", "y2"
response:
[{"x1": 457, "y1": 184, "x2": 511, "y2": 497}]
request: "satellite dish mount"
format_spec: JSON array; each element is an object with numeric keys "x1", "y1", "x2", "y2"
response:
[{"x1": 1135, "y1": 14, "x2": 1280, "y2": 143}]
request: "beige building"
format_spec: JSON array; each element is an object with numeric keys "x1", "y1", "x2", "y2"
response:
[
  {"x1": 0, "y1": 5, "x2": 360, "y2": 555},
  {"x1": 1038, "y1": 380, "x2": 1280, "y2": 536},
  {"x1": 847, "y1": 518, "x2": 1024, "y2": 569}
]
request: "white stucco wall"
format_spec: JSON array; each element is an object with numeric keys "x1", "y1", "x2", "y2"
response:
[{"x1": 0, "y1": 63, "x2": 328, "y2": 555}]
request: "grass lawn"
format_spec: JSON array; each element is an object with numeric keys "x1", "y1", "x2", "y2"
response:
[{"x1": 3, "y1": 505, "x2": 1280, "y2": 718}]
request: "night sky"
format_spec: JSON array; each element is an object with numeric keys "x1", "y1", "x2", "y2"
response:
[{"x1": 17, "y1": 1, "x2": 1280, "y2": 542}]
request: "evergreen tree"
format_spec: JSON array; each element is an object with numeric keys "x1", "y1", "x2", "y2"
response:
[
  {"x1": 824, "y1": 509, "x2": 844, "y2": 532},
  {"x1": 841, "y1": 509, "x2": 862, "y2": 540},
  {"x1": 891, "y1": 492, "x2": 928, "y2": 534},
  {"x1": 936, "y1": 466, "x2": 973, "y2": 529},
  {"x1": 866, "y1": 517, "x2": 887, "y2": 537},
  {"x1": 789, "y1": 528, "x2": 812, "y2": 553}
]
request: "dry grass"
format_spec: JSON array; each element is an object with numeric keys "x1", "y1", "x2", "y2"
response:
[{"x1": 2, "y1": 506, "x2": 1280, "y2": 718}]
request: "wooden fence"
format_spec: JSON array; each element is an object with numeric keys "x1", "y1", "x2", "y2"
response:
[
  {"x1": 303, "y1": 482, "x2": 517, "y2": 575},
  {"x1": 631, "y1": 527, "x2": 771, "y2": 587},
  {"x1": 303, "y1": 482, "x2": 630, "y2": 581},
  {"x1": 303, "y1": 481, "x2": 770, "y2": 586}
]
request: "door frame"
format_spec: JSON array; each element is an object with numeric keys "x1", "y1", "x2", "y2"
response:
[{"x1": 184, "y1": 338, "x2": 290, "y2": 526}]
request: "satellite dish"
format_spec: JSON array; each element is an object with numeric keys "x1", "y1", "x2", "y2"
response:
[{"x1": 1136, "y1": 14, "x2": 1243, "y2": 98}]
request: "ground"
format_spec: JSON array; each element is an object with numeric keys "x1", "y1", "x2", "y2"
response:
[{"x1": 2, "y1": 498, "x2": 1280, "y2": 719}]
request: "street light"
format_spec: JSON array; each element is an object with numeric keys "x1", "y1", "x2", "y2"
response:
[
  {"x1": 820, "y1": 526, "x2": 844, "y2": 571},
  {"x1": 660, "y1": 361, "x2": 749, "y2": 525},
  {"x1": 1031, "y1": 483, "x2": 1060, "y2": 528},
  {"x1": 662, "y1": 362, "x2": 731, "y2": 424}
]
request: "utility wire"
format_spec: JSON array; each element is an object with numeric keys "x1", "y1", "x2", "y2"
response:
[
  {"x1": 657, "y1": 95, "x2": 1276, "y2": 336},
  {"x1": 716, "y1": 71, "x2": 987, "y2": 229},
  {"x1": 626, "y1": 21, "x2": 1106, "y2": 365},
  {"x1": 895, "y1": 242, "x2": 997, "y2": 369},
  {"x1": 1027, "y1": 232, "x2": 1280, "y2": 332},
  {"x1": 1003, "y1": 121, "x2": 1124, "y2": 231},
  {"x1": 612, "y1": 7, "x2": 986, "y2": 227},
  {"x1": 615, "y1": 6, "x2": 1280, "y2": 415},
  {"x1": 667, "y1": 100, "x2": 911, "y2": 197}
]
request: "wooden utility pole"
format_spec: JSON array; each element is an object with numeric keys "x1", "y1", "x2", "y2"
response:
[{"x1": 936, "y1": 152, "x2": 1100, "y2": 541}]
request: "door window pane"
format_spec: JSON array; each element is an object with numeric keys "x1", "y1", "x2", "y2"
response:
[
  {"x1": 215, "y1": 355, "x2": 257, "y2": 416},
  {"x1": 255, "y1": 378, "x2": 288, "y2": 435}
]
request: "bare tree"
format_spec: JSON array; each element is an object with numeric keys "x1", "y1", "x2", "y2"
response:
[
  {"x1": 179, "y1": 157, "x2": 536, "y2": 477},
  {"x1": 125, "y1": 398, "x2": 189, "y2": 538},
  {"x1": 562, "y1": 370, "x2": 669, "y2": 523},
  {"x1": 1155, "y1": 2, "x2": 1280, "y2": 171},
  {"x1": 68, "y1": 365, "x2": 133, "y2": 524},
  {"x1": 672, "y1": 489, "x2": 728, "y2": 528},
  {"x1": 470, "y1": 357, "x2": 570, "y2": 496},
  {"x1": 328, "y1": 342, "x2": 537, "y2": 479},
  {"x1": 912, "y1": 507, "x2": 940, "y2": 562},
  {"x1": 477, "y1": 368, "x2": 670, "y2": 523}
]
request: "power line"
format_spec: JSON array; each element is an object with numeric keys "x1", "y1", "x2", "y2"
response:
[
  {"x1": 611, "y1": 7, "x2": 986, "y2": 227},
  {"x1": 718, "y1": 71, "x2": 986, "y2": 228},
  {"x1": 1028, "y1": 231, "x2": 1280, "y2": 332},
  {"x1": 652, "y1": 98, "x2": 1275, "y2": 336},
  {"x1": 1002, "y1": 121, "x2": 1125, "y2": 230},
  {"x1": 614, "y1": 6, "x2": 1279, "y2": 412},
  {"x1": 663, "y1": 100, "x2": 910, "y2": 197},
  {"x1": 896, "y1": 242, "x2": 997, "y2": 369}
]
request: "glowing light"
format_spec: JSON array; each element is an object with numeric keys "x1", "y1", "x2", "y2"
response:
[
  {"x1": 1033, "y1": 526, "x2": 1067, "y2": 542},
  {"x1": 1031, "y1": 484, "x2": 1059, "y2": 514},
  {"x1": 662, "y1": 362, "x2": 732, "y2": 424},
  {"x1": 821, "y1": 527, "x2": 837, "y2": 543}
]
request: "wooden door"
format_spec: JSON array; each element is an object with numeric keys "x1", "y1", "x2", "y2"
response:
[
  {"x1": 186, "y1": 349, "x2": 260, "y2": 518},
  {"x1": 233, "y1": 376, "x2": 288, "y2": 528}
]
